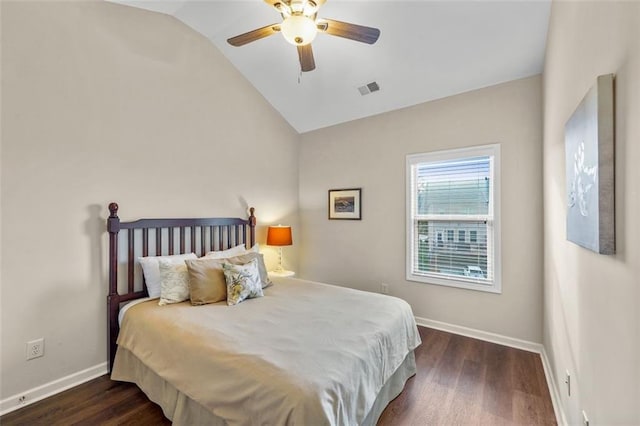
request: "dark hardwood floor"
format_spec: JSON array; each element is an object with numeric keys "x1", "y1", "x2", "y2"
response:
[
  {"x1": 377, "y1": 327, "x2": 556, "y2": 425},
  {"x1": 1, "y1": 327, "x2": 556, "y2": 425}
]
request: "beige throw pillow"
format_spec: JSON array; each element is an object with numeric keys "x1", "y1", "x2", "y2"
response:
[{"x1": 185, "y1": 258, "x2": 228, "y2": 305}]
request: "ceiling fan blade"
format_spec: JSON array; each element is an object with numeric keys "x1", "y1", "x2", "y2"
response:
[
  {"x1": 297, "y1": 45, "x2": 316, "y2": 72},
  {"x1": 318, "y1": 19, "x2": 380, "y2": 44},
  {"x1": 227, "y1": 24, "x2": 280, "y2": 47}
]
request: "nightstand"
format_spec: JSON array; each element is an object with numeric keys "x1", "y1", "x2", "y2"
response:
[{"x1": 268, "y1": 270, "x2": 295, "y2": 278}]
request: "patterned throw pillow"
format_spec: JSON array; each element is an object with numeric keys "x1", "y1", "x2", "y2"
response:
[
  {"x1": 138, "y1": 253, "x2": 197, "y2": 298},
  {"x1": 226, "y1": 252, "x2": 273, "y2": 289},
  {"x1": 158, "y1": 259, "x2": 191, "y2": 306},
  {"x1": 222, "y1": 259, "x2": 264, "y2": 306}
]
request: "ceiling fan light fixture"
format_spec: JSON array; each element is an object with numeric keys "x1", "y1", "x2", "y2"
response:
[
  {"x1": 303, "y1": 1, "x2": 318, "y2": 16},
  {"x1": 289, "y1": 0, "x2": 305, "y2": 14},
  {"x1": 281, "y1": 15, "x2": 317, "y2": 46},
  {"x1": 275, "y1": 3, "x2": 291, "y2": 17}
]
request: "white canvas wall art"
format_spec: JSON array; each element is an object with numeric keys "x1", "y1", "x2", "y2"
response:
[{"x1": 565, "y1": 74, "x2": 615, "y2": 254}]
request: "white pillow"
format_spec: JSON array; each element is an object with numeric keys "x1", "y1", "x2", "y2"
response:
[
  {"x1": 139, "y1": 253, "x2": 197, "y2": 298},
  {"x1": 158, "y1": 259, "x2": 191, "y2": 306},
  {"x1": 205, "y1": 243, "x2": 259, "y2": 259}
]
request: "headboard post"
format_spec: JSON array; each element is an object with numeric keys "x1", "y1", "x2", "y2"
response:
[
  {"x1": 249, "y1": 207, "x2": 256, "y2": 247},
  {"x1": 107, "y1": 202, "x2": 120, "y2": 372},
  {"x1": 107, "y1": 202, "x2": 120, "y2": 296}
]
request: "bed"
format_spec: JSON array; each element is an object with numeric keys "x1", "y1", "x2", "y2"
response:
[{"x1": 106, "y1": 203, "x2": 421, "y2": 425}]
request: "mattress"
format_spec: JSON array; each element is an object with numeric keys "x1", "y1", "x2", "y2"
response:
[{"x1": 112, "y1": 277, "x2": 421, "y2": 425}]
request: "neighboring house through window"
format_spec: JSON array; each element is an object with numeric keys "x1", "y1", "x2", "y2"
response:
[{"x1": 406, "y1": 144, "x2": 501, "y2": 293}]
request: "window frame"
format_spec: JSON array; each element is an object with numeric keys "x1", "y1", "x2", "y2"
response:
[{"x1": 405, "y1": 144, "x2": 501, "y2": 294}]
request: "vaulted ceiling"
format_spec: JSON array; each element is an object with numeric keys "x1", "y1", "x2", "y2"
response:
[{"x1": 112, "y1": 0, "x2": 551, "y2": 133}]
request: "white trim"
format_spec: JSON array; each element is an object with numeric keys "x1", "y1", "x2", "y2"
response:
[
  {"x1": 414, "y1": 214, "x2": 491, "y2": 222},
  {"x1": 415, "y1": 316, "x2": 563, "y2": 425},
  {"x1": 541, "y1": 348, "x2": 568, "y2": 426},
  {"x1": 0, "y1": 362, "x2": 108, "y2": 416},
  {"x1": 409, "y1": 273, "x2": 501, "y2": 294},
  {"x1": 414, "y1": 316, "x2": 542, "y2": 354}
]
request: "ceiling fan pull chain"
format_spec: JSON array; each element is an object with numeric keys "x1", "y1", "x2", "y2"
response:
[{"x1": 298, "y1": 68, "x2": 302, "y2": 84}]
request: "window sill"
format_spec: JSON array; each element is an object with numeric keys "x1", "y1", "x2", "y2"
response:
[{"x1": 406, "y1": 273, "x2": 501, "y2": 294}]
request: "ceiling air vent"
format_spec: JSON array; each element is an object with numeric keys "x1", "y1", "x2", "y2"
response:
[{"x1": 358, "y1": 81, "x2": 380, "y2": 96}]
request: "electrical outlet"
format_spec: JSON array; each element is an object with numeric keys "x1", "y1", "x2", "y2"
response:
[
  {"x1": 26, "y1": 338, "x2": 44, "y2": 360},
  {"x1": 565, "y1": 370, "x2": 571, "y2": 396},
  {"x1": 582, "y1": 410, "x2": 589, "y2": 426},
  {"x1": 380, "y1": 283, "x2": 389, "y2": 294}
]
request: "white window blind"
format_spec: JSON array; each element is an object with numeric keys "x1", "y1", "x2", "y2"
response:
[{"x1": 406, "y1": 144, "x2": 501, "y2": 293}]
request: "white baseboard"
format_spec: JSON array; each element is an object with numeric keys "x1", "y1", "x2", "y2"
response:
[
  {"x1": 540, "y1": 347, "x2": 568, "y2": 426},
  {"x1": 414, "y1": 316, "x2": 543, "y2": 353},
  {"x1": 0, "y1": 362, "x2": 108, "y2": 416},
  {"x1": 415, "y1": 316, "x2": 565, "y2": 425}
]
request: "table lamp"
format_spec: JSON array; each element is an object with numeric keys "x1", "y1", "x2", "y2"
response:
[{"x1": 266, "y1": 225, "x2": 292, "y2": 273}]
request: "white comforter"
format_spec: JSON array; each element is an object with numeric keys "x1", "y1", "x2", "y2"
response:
[{"x1": 114, "y1": 278, "x2": 421, "y2": 425}]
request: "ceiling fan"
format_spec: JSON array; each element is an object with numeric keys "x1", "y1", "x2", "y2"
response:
[{"x1": 227, "y1": 0, "x2": 380, "y2": 72}]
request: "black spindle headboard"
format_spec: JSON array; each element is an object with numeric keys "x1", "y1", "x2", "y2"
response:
[{"x1": 106, "y1": 202, "x2": 256, "y2": 372}]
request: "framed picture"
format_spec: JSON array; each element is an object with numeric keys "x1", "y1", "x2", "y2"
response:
[
  {"x1": 328, "y1": 188, "x2": 362, "y2": 220},
  {"x1": 565, "y1": 73, "x2": 615, "y2": 254}
]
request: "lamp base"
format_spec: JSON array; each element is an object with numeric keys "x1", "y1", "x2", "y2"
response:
[{"x1": 275, "y1": 247, "x2": 285, "y2": 273}]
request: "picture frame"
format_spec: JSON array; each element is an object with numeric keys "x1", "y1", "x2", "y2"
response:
[
  {"x1": 564, "y1": 73, "x2": 615, "y2": 254},
  {"x1": 328, "y1": 188, "x2": 362, "y2": 220}
]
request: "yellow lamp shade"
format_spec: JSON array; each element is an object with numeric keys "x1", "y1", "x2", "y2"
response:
[{"x1": 267, "y1": 226, "x2": 292, "y2": 246}]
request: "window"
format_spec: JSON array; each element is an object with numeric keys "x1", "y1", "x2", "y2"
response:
[{"x1": 406, "y1": 144, "x2": 501, "y2": 293}]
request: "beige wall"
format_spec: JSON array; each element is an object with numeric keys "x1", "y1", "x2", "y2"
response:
[
  {"x1": 0, "y1": 1, "x2": 299, "y2": 399},
  {"x1": 0, "y1": 0, "x2": 4, "y2": 396},
  {"x1": 299, "y1": 76, "x2": 543, "y2": 343},
  {"x1": 543, "y1": 1, "x2": 640, "y2": 424}
]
